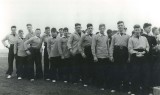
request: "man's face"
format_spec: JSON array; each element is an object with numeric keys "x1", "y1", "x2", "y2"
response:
[
  {"x1": 11, "y1": 28, "x2": 16, "y2": 34},
  {"x1": 51, "y1": 32, "x2": 58, "y2": 38},
  {"x1": 27, "y1": 25, "x2": 32, "y2": 32},
  {"x1": 99, "y1": 26, "x2": 106, "y2": 34},
  {"x1": 59, "y1": 29, "x2": 64, "y2": 35},
  {"x1": 134, "y1": 28, "x2": 141, "y2": 36},
  {"x1": 35, "y1": 30, "x2": 41, "y2": 37},
  {"x1": 45, "y1": 29, "x2": 50, "y2": 35},
  {"x1": 63, "y1": 30, "x2": 68, "y2": 36},
  {"x1": 87, "y1": 26, "x2": 93, "y2": 34},
  {"x1": 117, "y1": 23, "x2": 125, "y2": 32},
  {"x1": 154, "y1": 29, "x2": 159, "y2": 35},
  {"x1": 144, "y1": 26, "x2": 151, "y2": 34},
  {"x1": 75, "y1": 25, "x2": 81, "y2": 33},
  {"x1": 18, "y1": 31, "x2": 24, "y2": 38},
  {"x1": 107, "y1": 32, "x2": 112, "y2": 37}
]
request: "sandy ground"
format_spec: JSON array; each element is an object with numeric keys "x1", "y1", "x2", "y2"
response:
[{"x1": 0, "y1": 57, "x2": 128, "y2": 95}]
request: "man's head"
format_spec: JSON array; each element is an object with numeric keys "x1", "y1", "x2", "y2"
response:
[
  {"x1": 35, "y1": 28, "x2": 41, "y2": 37},
  {"x1": 99, "y1": 24, "x2": 106, "y2": 34},
  {"x1": 63, "y1": 27, "x2": 69, "y2": 37},
  {"x1": 11, "y1": 26, "x2": 16, "y2": 34},
  {"x1": 107, "y1": 29, "x2": 112, "y2": 38},
  {"x1": 45, "y1": 26, "x2": 50, "y2": 35},
  {"x1": 51, "y1": 28, "x2": 58, "y2": 38},
  {"x1": 75, "y1": 23, "x2": 81, "y2": 34},
  {"x1": 59, "y1": 28, "x2": 63, "y2": 35},
  {"x1": 18, "y1": 30, "x2": 24, "y2": 38},
  {"x1": 117, "y1": 21, "x2": 125, "y2": 32},
  {"x1": 133, "y1": 24, "x2": 141, "y2": 37},
  {"x1": 152, "y1": 27, "x2": 159, "y2": 36},
  {"x1": 143, "y1": 23, "x2": 152, "y2": 34},
  {"x1": 26, "y1": 24, "x2": 32, "y2": 32},
  {"x1": 87, "y1": 23, "x2": 93, "y2": 34}
]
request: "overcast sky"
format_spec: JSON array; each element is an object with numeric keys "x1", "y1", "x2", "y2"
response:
[{"x1": 0, "y1": 0, "x2": 160, "y2": 49}]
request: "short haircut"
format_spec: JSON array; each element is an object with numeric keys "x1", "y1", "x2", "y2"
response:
[
  {"x1": 152, "y1": 27, "x2": 158, "y2": 33},
  {"x1": 107, "y1": 29, "x2": 112, "y2": 34},
  {"x1": 59, "y1": 28, "x2": 63, "y2": 31},
  {"x1": 75, "y1": 23, "x2": 81, "y2": 27},
  {"x1": 87, "y1": 23, "x2": 93, "y2": 28},
  {"x1": 63, "y1": 27, "x2": 68, "y2": 31},
  {"x1": 11, "y1": 26, "x2": 16, "y2": 29},
  {"x1": 133, "y1": 24, "x2": 141, "y2": 29},
  {"x1": 36, "y1": 28, "x2": 41, "y2": 31},
  {"x1": 45, "y1": 26, "x2": 50, "y2": 30},
  {"x1": 26, "y1": 24, "x2": 32, "y2": 26},
  {"x1": 117, "y1": 21, "x2": 124, "y2": 25},
  {"x1": 51, "y1": 28, "x2": 57, "y2": 33},
  {"x1": 18, "y1": 30, "x2": 23, "y2": 33},
  {"x1": 99, "y1": 24, "x2": 105, "y2": 28},
  {"x1": 143, "y1": 23, "x2": 152, "y2": 29}
]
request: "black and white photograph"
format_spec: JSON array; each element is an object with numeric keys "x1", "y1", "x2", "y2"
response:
[{"x1": 1, "y1": 0, "x2": 160, "y2": 95}]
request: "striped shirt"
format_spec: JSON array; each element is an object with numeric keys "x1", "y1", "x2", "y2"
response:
[
  {"x1": 128, "y1": 36, "x2": 149, "y2": 54},
  {"x1": 14, "y1": 37, "x2": 27, "y2": 57},
  {"x1": 109, "y1": 32, "x2": 130, "y2": 57},
  {"x1": 47, "y1": 37, "x2": 60, "y2": 57},
  {"x1": 92, "y1": 33, "x2": 109, "y2": 58},
  {"x1": 2, "y1": 34, "x2": 18, "y2": 47},
  {"x1": 58, "y1": 36, "x2": 70, "y2": 58}
]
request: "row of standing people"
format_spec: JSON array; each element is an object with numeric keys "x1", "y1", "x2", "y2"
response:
[{"x1": 2, "y1": 22, "x2": 160, "y2": 95}]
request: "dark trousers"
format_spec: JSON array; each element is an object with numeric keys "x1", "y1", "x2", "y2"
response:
[
  {"x1": 28, "y1": 48, "x2": 43, "y2": 79},
  {"x1": 130, "y1": 54, "x2": 149, "y2": 93},
  {"x1": 95, "y1": 58, "x2": 110, "y2": 88},
  {"x1": 71, "y1": 53, "x2": 83, "y2": 83},
  {"x1": 82, "y1": 46, "x2": 94, "y2": 84},
  {"x1": 50, "y1": 56, "x2": 61, "y2": 80},
  {"x1": 112, "y1": 46, "x2": 129, "y2": 90},
  {"x1": 6, "y1": 44, "x2": 15, "y2": 75},
  {"x1": 16, "y1": 56, "x2": 28, "y2": 78},
  {"x1": 60, "y1": 58, "x2": 71, "y2": 81},
  {"x1": 44, "y1": 46, "x2": 50, "y2": 79}
]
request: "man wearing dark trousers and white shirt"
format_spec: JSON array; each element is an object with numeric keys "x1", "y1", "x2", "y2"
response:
[
  {"x1": 92, "y1": 24, "x2": 110, "y2": 91},
  {"x1": 67, "y1": 23, "x2": 83, "y2": 84},
  {"x1": 24, "y1": 28, "x2": 43, "y2": 82},
  {"x1": 47, "y1": 28, "x2": 60, "y2": 83},
  {"x1": 58, "y1": 27, "x2": 71, "y2": 83},
  {"x1": 128, "y1": 24, "x2": 150, "y2": 95},
  {"x1": 41, "y1": 27, "x2": 51, "y2": 80},
  {"x1": 79, "y1": 23, "x2": 94, "y2": 87},
  {"x1": 2, "y1": 26, "x2": 18, "y2": 79},
  {"x1": 14, "y1": 30, "x2": 28, "y2": 80},
  {"x1": 109, "y1": 21, "x2": 130, "y2": 92}
]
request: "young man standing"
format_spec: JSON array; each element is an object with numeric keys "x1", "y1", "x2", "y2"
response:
[
  {"x1": 92, "y1": 24, "x2": 110, "y2": 90},
  {"x1": 25, "y1": 24, "x2": 35, "y2": 40},
  {"x1": 41, "y1": 27, "x2": 51, "y2": 80},
  {"x1": 141, "y1": 23, "x2": 157, "y2": 94},
  {"x1": 2, "y1": 26, "x2": 18, "y2": 78},
  {"x1": 47, "y1": 28, "x2": 60, "y2": 83},
  {"x1": 109, "y1": 21, "x2": 130, "y2": 92},
  {"x1": 14, "y1": 30, "x2": 28, "y2": 80},
  {"x1": 128, "y1": 24, "x2": 149, "y2": 95},
  {"x1": 67, "y1": 23, "x2": 83, "y2": 84},
  {"x1": 58, "y1": 27, "x2": 71, "y2": 83},
  {"x1": 24, "y1": 29, "x2": 43, "y2": 81},
  {"x1": 79, "y1": 23, "x2": 94, "y2": 87}
]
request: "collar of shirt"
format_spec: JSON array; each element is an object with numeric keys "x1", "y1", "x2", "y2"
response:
[
  {"x1": 86, "y1": 33, "x2": 93, "y2": 37},
  {"x1": 74, "y1": 32, "x2": 81, "y2": 37},
  {"x1": 133, "y1": 35, "x2": 141, "y2": 39},
  {"x1": 143, "y1": 31, "x2": 152, "y2": 36},
  {"x1": 99, "y1": 33, "x2": 105, "y2": 36},
  {"x1": 18, "y1": 36, "x2": 24, "y2": 40},
  {"x1": 117, "y1": 31, "x2": 126, "y2": 35}
]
